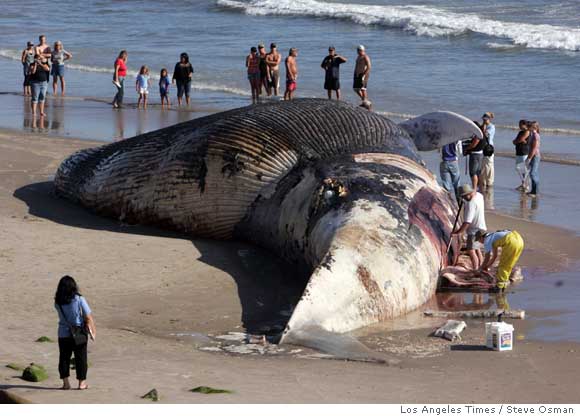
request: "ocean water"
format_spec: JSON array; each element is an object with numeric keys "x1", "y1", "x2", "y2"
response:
[{"x1": 1, "y1": 0, "x2": 580, "y2": 135}]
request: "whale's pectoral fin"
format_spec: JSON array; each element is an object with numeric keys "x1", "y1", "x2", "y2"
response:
[{"x1": 399, "y1": 111, "x2": 483, "y2": 151}]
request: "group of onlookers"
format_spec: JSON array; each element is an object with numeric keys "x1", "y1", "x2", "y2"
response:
[
  {"x1": 246, "y1": 43, "x2": 372, "y2": 106},
  {"x1": 245, "y1": 43, "x2": 283, "y2": 103},
  {"x1": 20, "y1": 37, "x2": 195, "y2": 113},
  {"x1": 21, "y1": 35, "x2": 72, "y2": 118},
  {"x1": 111, "y1": 50, "x2": 194, "y2": 109},
  {"x1": 440, "y1": 113, "x2": 541, "y2": 199},
  {"x1": 22, "y1": 38, "x2": 373, "y2": 112}
]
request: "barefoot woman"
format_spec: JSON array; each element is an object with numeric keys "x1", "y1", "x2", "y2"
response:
[{"x1": 55, "y1": 275, "x2": 96, "y2": 390}]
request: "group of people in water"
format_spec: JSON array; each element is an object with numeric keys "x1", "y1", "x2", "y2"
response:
[
  {"x1": 21, "y1": 35, "x2": 72, "y2": 117},
  {"x1": 20, "y1": 35, "x2": 196, "y2": 114},
  {"x1": 246, "y1": 43, "x2": 372, "y2": 105},
  {"x1": 111, "y1": 50, "x2": 194, "y2": 109},
  {"x1": 440, "y1": 113, "x2": 541, "y2": 199},
  {"x1": 21, "y1": 36, "x2": 374, "y2": 115}
]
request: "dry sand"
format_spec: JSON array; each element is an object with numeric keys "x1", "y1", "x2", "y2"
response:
[{"x1": 1, "y1": 129, "x2": 579, "y2": 403}]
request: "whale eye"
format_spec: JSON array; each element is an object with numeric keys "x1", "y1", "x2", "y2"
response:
[{"x1": 323, "y1": 189, "x2": 335, "y2": 200}]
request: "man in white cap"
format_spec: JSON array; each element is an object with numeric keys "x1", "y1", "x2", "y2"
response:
[
  {"x1": 452, "y1": 184, "x2": 487, "y2": 270},
  {"x1": 353, "y1": 45, "x2": 371, "y2": 104}
]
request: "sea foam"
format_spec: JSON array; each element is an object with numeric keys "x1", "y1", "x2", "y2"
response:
[{"x1": 217, "y1": 0, "x2": 580, "y2": 52}]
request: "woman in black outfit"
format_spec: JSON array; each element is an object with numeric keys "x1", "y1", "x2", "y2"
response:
[
  {"x1": 55, "y1": 275, "x2": 96, "y2": 390},
  {"x1": 172, "y1": 52, "x2": 194, "y2": 106}
]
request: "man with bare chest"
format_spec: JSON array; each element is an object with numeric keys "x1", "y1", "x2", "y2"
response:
[
  {"x1": 353, "y1": 45, "x2": 371, "y2": 103},
  {"x1": 35, "y1": 35, "x2": 51, "y2": 62},
  {"x1": 284, "y1": 48, "x2": 298, "y2": 101},
  {"x1": 266, "y1": 43, "x2": 282, "y2": 97}
]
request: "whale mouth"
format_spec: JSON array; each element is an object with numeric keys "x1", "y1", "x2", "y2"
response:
[{"x1": 232, "y1": 245, "x2": 310, "y2": 338}]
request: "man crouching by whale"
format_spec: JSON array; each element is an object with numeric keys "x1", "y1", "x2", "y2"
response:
[
  {"x1": 452, "y1": 184, "x2": 487, "y2": 269},
  {"x1": 476, "y1": 229, "x2": 525, "y2": 292}
]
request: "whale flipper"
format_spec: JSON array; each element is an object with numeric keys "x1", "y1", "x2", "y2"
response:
[{"x1": 399, "y1": 111, "x2": 483, "y2": 151}]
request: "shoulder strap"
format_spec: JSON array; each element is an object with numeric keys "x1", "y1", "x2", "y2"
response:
[
  {"x1": 57, "y1": 303, "x2": 75, "y2": 330},
  {"x1": 57, "y1": 297, "x2": 83, "y2": 329}
]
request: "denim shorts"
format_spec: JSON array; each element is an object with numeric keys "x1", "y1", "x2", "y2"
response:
[
  {"x1": 51, "y1": 64, "x2": 65, "y2": 78},
  {"x1": 176, "y1": 80, "x2": 191, "y2": 98},
  {"x1": 469, "y1": 153, "x2": 483, "y2": 177},
  {"x1": 31, "y1": 81, "x2": 48, "y2": 103}
]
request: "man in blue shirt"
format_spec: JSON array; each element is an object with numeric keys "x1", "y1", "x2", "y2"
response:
[{"x1": 440, "y1": 141, "x2": 461, "y2": 198}]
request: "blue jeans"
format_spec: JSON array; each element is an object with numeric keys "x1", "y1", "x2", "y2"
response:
[
  {"x1": 31, "y1": 81, "x2": 48, "y2": 103},
  {"x1": 529, "y1": 155, "x2": 540, "y2": 194},
  {"x1": 176, "y1": 79, "x2": 191, "y2": 98},
  {"x1": 113, "y1": 76, "x2": 125, "y2": 105},
  {"x1": 439, "y1": 160, "x2": 460, "y2": 196}
]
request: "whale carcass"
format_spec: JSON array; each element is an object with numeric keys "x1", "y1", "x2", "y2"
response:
[{"x1": 54, "y1": 99, "x2": 482, "y2": 340}]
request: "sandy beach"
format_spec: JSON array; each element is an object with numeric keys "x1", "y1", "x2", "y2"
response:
[{"x1": 1, "y1": 127, "x2": 579, "y2": 403}]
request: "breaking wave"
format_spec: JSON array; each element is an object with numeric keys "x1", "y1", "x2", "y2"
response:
[
  {"x1": 216, "y1": 0, "x2": 580, "y2": 52},
  {"x1": 0, "y1": 49, "x2": 249, "y2": 96}
]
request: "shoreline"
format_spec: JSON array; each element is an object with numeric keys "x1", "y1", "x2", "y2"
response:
[{"x1": 1, "y1": 127, "x2": 580, "y2": 403}]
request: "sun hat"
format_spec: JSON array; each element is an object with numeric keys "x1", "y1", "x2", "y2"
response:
[{"x1": 459, "y1": 184, "x2": 474, "y2": 197}]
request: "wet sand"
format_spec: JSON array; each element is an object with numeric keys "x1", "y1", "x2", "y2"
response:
[{"x1": 1, "y1": 129, "x2": 580, "y2": 403}]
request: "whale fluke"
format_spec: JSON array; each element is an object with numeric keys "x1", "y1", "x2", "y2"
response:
[{"x1": 399, "y1": 111, "x2": 483, "y2": 151}]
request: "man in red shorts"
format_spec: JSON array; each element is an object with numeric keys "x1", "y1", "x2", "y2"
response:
[{"x1": 284, "y1": 48, "x2": 298, "y2": 101}]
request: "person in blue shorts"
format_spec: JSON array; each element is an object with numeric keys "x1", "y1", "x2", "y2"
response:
[{"x1": 50, "y1": 41, "x2": 72, "y2": 96}]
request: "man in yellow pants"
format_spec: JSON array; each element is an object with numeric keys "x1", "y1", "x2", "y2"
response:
[{"x1": 476, "y1": 229, "x2": 524, "y2": 291}]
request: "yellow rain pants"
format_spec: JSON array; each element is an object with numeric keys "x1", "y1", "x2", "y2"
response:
[{"x1": 494, "y1": 231, "x2": 524, "y2": 289}]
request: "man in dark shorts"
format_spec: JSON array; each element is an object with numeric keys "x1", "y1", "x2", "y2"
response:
[
  {"x1": 353, "y1": 45, "x2": 371, "y2": 104},
  {"x1": 266, "y1": 43, "x2": 282, "y2": 97},
  {"x1": 258, "y1": 44, "x2": 270, "y2": 96},
  {"x1": 284, "y1": 48, "x2": 298, "y2": 101},
  {"x1": 463, "y1": 122, "x2": 485, "y2": 191},
  {"x1": 321, "y1": 46, "x2": 347, "y2": 100}
]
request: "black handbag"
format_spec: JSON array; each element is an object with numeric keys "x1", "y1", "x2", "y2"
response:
[
  {"x1": 58, "y1": 302, "x2": 88, "y2": 345},
  {"x1": 482, "y1": 131, "x2": 494, "y2": 157}
]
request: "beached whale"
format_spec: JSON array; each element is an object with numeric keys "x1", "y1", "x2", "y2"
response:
[{"x1": 54, "y1": 99, "x2": 482, "y2": 341}]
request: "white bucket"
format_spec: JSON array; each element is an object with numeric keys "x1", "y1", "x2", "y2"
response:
[{"x1": 485, "y1": 322, "x2": 514, "y2": 351}]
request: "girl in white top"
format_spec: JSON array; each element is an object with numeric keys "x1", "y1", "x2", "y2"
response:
[{"x1": 136, "y1": 65, "x2": 150, "y2": 109}]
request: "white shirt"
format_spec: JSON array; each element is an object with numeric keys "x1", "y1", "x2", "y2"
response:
[{"x1": 464, "y1": 192, "x2": 486, "y2": 234}]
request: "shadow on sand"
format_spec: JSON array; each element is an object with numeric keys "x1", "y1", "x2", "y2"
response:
[{"x1": 13, "y1": 181, "x2": 307, "y2": 335}]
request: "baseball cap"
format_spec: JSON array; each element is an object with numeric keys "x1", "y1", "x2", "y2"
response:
[
  {"x1": 459, "y1": 184, "x2": 473, "y2": 197},
  {"x1": 357, "y1": 45, "x2": 365, "y2": 51},
  {"x1": 27, "y1": 41, "x2": 34, "y2": 47},
  {"x1": 270, "y1": 43, "x2": 276, "y2": 48},
  {"x1": 329, "y1": 46, "x2": 335, "y2": 51}
]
